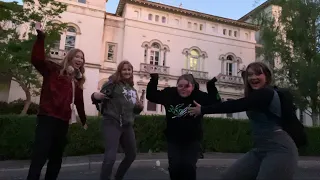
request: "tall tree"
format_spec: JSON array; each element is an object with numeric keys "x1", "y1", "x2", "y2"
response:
[
  {"x1": 253, "y1": 0, "x2": 320, "y2": 125},
  {"x1": 0, "y1": 0, "x2": 67, "y2": 115}
]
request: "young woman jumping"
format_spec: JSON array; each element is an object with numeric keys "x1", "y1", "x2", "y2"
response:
[
  {"x1": 27, "y1": 22, "x2": 88, "y2": 180},
  {"x1": 146, "y1": 73, "x2": 221, "y2": 180},
  {"x1": 92, "y1": 61, "x2": 144, "y2": 180},
  {"x1": 188, "y1": 62, "x2": 298, "y2": 180}
]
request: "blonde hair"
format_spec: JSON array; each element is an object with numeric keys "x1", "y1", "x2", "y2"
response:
[{"x1": 60, "y1": 48, "x2": 86, "y2": 89}]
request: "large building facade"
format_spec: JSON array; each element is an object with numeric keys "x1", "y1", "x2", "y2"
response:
[{"x1": 1, "y1": 0, "x2": 262, "y2": 120}]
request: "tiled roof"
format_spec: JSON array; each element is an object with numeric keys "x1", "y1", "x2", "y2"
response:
[{"x1": 115, "y1": 0, "x2": 259, "y2": 30}]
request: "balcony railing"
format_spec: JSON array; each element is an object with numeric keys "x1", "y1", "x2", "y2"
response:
[
  {"x1": 181, "y1": 69, "x2": 208, "y2": 79},
  {"x1": 49, "y1": 49, "x2": 66, "y2": 60},
  {"x1": 218, "y1": 74, "x2": 243, "y2": 85},
  {"x1": 140, "y1": 63, "x2": 170, "y2": 75}
]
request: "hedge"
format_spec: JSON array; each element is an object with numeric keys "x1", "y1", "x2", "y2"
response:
[
  {"x1": 0, "y1": 99, "x2": 39, "y2": 115},
  {"x1": 0, "y1": 115, "x2": 320, "y2": 160}
]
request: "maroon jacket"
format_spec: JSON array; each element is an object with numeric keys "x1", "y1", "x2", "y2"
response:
[{"x1": 31, "y1": 32, "x2": 87, "y2": 125}]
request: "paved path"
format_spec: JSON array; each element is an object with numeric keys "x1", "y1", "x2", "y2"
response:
[{"x1": 1, "y1": 153, "x2": 320, "y2": 179}]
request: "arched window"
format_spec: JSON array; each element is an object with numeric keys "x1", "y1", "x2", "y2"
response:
[
  {"x1": 225, "y1": 55, "x2": 234, "y2": 76},
  {"x1": 219, "y1": 53, "x2": 242, "y2": 77},
  {"x1": 64, "y1": 26, "x2": 77, "y2": 51},
  {"x1": 141, "y1": 40, "x2": 170, "y2": 67},
  {"x1": 149, "y1": 43, "x2": 160, "y2": 65},
  {"x1": 189, "y1": 50, "x2": 200, "y2": 70}
]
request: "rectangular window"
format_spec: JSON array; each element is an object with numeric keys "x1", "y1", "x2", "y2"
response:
[
  {"x1": 64, "y1": 35, "x2": 76, "y2": 51},
  {"x1": 229, "y1": 30, "x2": 232, "y2": 36},
  {"x1": 234, "y1": 31, "x2": 238, "y2": 37},
  {"x1": 105, "y1": 43, "x2": 117, "y2": 62},
  {"x1": 147, "y1": 101, "x2": 157, "y2": 111},
  {"x1": 134, "y1": 10, "x2": 139, "y2": 18},
  {"x1": 194, "y1": 23, "x2": 198, "y2": 30},
  {"x1": 200, "y1": 24, "x2": 203, "y2": 31},
  {"x1": 175, "y1": 19, "x2": 179, "y2": 25},
  {"x1": 78, "y1": 0, "x2": 86, "y2": 3},
  {"x1": 162, "y1": 16, "x2": 166, "y2": 23},
  {"x1": 226, "y1": 62, "x2": 233, "y2": 76},
  {"x1": 223, "y1": 29, "x2": 226, "y2": 35},
  {"x1": 188, "y1": 22, "x2": 192, "y2": 28}
]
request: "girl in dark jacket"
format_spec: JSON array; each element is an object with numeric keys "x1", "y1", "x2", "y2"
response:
[
  {"x1": 146, "y1": 73, "x2": 221, "y2": 180},
  {"x1": 188, "y1": 62, "x2": 298, "y2": 180}
]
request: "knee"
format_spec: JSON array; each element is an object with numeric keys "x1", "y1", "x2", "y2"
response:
[
  {"x1": 125, "y1": 150, "x2": 136, "y2": 162},
  {"x1": 103, "y1": 149, "x2": 117, "y2": 164}
]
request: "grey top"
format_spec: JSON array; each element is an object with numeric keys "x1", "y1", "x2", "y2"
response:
[
  {"x1": 92, "y1": 80, "x2": 143, "y2": 126},
  {"x1": 247, "y1": 90, "x2": 282, "y2": 138}
]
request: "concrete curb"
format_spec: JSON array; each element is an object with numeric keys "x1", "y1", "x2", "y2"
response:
[{"x1": 1, "y1": 158, "x2": 320, "y2": 172}]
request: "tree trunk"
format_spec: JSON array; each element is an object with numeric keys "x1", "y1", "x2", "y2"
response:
[
  {"x1": 311, "y1": 111, "x2": 319, "y2": 126},
  {"x1": 20, "y1": 84, "x2": 31, "y2": 115}
]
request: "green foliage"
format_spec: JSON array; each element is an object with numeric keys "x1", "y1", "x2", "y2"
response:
[
  {"x1": 0, "y1": 0, "x2": 67, "y2": 114},
  {"x1": 252, "y1": 0, "x2": 320, "y2": 124},
  {"x1": 0, "y1": 115, "x2": 319, "y2": 160}
]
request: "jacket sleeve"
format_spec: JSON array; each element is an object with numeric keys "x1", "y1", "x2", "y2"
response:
[
  {"x1": 31, "y1": 30, "x2": 51, "y2": 76},
  {"x1": 91, "y1": 80, "x2": 114, "y2": 104},
  {"x1": 201, "y1": 87, "x2": 275, "y2": 114},
  {"x1": 204, "y1": 77, "x2": 222, "y2": 105},
  {"x1": 146, "y1": 76, "x2": 170, "y2": 105},
  {"x1": 75, "y1": 88, "x2": 87, "y2": 126}
]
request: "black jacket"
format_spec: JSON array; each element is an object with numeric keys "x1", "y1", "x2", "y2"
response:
[{"x1": 146, "y1": 74, "x2": 221, "y2": 144}]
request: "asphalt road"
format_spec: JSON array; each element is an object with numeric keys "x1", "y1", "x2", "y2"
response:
[{"x1": 1, "y1": 163, "x2": 320, "y2": 180}]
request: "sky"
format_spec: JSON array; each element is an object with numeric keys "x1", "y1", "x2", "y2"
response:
[{"x1": 3, "y1": 0, "x2": 267, "y2": 20}]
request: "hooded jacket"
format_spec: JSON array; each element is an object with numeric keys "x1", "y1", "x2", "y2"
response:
[
  {"x1": 92, "y1": 77, "x2": 142, "y2": 126},
  {"x1": 146, "y1": 74, "x2": 221, "y2": 144}
]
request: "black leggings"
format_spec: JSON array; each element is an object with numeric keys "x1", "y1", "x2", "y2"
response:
[
  {"x1": 27, "y1": 115, "x2": 69, "y2": 180},
  {"x1": 167, "y1": 141, "x2": 200, "y2": 180}
]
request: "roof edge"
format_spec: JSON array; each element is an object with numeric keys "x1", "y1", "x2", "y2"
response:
[
  {"x1": 238, "y1": 0, "x2": 272, "y2": 22},
  {"x1": 116, "y1": 0, "x2": 259, "y2": 30}
]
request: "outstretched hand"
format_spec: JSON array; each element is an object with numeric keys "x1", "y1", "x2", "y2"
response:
[{"x1": 188, "y1": 100, "x2": 202, "y2": 117}]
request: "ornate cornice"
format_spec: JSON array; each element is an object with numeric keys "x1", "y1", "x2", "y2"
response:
[{"x1": 116, "y1": 0, "x2": 258, "y2": 30}]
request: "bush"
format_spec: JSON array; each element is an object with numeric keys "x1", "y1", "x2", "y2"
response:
[
  {"x1": 0, "y1": 115, "x2": 319, "y2": 160},
  {"x1": 0, "y1": 99, "x2": 39, "y2": 115}
]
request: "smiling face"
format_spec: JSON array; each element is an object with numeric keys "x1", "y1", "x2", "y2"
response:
[
  {"x1": 121, "y1": 63, "x2": 133, "y2": 80},
  {"x1": 244, "y1": 62, "x2": 272, "y2": 96},
  {"x1": 177, "y1": 79, "x2": 194, "y2": 98},
  {"x1": 247, "y1": 67, "x2": 267, "y2": 90},
  {"x1": 71, "y1": 51, "x2": 84, "y2": 70}
]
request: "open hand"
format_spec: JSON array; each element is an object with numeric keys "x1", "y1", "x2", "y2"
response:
[
  {"x1": 83, "y1": 124, "x2": 88, "y2": 130},
  {"x1": 188, "y1": 101, "x2": 202, "y2": 117},
  {"x1": 136, "y1": 100, "x2": 144, "y2": 109}
]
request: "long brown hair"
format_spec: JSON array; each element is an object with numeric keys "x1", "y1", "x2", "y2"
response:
[
  {"x1": 60, "y1": 48, "x2": 86, "y2": 89},
  {"x1": 243, "y1": 62, "x2": 272, "y2": 97},
  {"x1": 111, "y1": 60, "x2": 134, "y2": 87}
]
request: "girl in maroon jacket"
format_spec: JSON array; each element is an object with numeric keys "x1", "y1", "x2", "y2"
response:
[{"x1": 27, "y1": 22, "x2": 88, "y2": 180}]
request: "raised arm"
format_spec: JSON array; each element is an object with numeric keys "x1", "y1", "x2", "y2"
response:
[
  {"x1": 205, "y1": 77, "x2": 221, "y2": 105},
  {"x1": 146, "y1": 73, "x2": 170, "y2": 105},
  {"x1": 75, "y1": 87, "x2": 87, "y2": 126},
  {"x1": 201, "y1": 87, "x2": 275, "y2": 114},
  {"x1": 31, "y1": 23, "x2": 50, "y2": 76}
]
